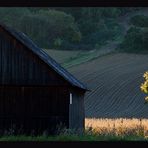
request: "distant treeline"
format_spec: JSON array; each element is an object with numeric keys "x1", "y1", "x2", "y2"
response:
[
  {"x1": 0, "y1": 7, "x2": 143, "y2": 50},
  {"x1": 118, "y1": 14, "x2": 148, "y2": 53}
]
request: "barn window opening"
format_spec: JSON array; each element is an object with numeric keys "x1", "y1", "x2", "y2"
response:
[{"x1": 70, "y1": 93, "x2": 72, "y2": 104}]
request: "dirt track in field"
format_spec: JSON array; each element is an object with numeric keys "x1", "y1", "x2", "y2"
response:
[{"x1": 68, "y1": 53, "x2": 148, "y2": 118}]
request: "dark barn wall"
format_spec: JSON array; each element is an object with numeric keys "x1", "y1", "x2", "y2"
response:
[
  {"x1": 0, "y1": 86, "x2": 69, "y2": 134},
  {"x1": 69, "y1": 88, "x2": 85, "y2": 132},
  {"x1": 0, "y1": 27, "x2": 69, "y2": 86}
]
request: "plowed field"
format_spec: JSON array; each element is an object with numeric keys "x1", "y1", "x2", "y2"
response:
[{"x1": 68, "y1": 53, "x2": 148, "y2": 118}]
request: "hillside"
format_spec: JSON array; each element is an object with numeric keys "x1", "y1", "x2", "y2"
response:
[
  {"x1": 43, "y1": 8, "x2": 148, "y2": 69},
  {"x1": 32, "y1": 9, "x2": 148, "y2": 118},
  {"x1": 0, "y1": 7, "x2": 146, "y2": 51},
  {"x1": 68, "y1": 53, "x2": 148, "y2": 118}
]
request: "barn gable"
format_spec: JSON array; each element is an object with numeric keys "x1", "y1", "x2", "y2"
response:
[
  {"x1": 0, "y1": 27, "x2": 68, "y2": 86},
  {"x1": 0, "y1": 24, "x2": 88, "y2": 90}
]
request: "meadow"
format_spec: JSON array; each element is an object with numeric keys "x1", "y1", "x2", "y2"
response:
[
  {"x1": 43, "y1": 47, "x2": 115, "y2": 69},
  {"x1": 85, "y1": 118, "x2": 148, "y2": 138},
  {"x1": 0, "y1": 118, "x2": 148, "y2": 141}
]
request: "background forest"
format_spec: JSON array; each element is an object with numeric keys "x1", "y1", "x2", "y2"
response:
[{"x1": 0, "y1": 7, "x2": 147, "y2": 53}]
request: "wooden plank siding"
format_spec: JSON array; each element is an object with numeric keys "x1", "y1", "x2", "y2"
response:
[
  {"x1": 0, "y1": 86, "x2": 69, "y2": 134},
  {"x1": 0, "y1": 29, "x2": 69, "y2": 86},
  {"x1": 69, "y1": 89, "x2": 85, "y2": 132}
]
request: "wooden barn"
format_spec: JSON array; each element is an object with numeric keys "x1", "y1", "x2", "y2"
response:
[{"x1": 0, "y1": 23, "x2": 88, "y2": 134}]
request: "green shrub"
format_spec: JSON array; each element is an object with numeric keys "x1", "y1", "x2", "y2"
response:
[
  {"x1": 53, "y1": 38, "x2": 63, "y2": 48},
  {"x1": 117, "y1": 27, "x2": 148, "y2": 53},
  {"x1": 130, "y1": 15, "x2": 148, "y2": 27}
]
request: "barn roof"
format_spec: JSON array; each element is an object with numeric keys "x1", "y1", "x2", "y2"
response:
[{"x1": 0, "y1": 23, "x2": 88, "y2": 91}]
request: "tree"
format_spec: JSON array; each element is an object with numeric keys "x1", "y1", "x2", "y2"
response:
[
  {"x1": 19, "y1": 9, "x2": 82, "y2": 48},
  {"x1": 140, "y1": 72, "x2": 148, "y2": 103},
  {"x1": 130, "y1": 15, "x2": 148, "y2": 27}
]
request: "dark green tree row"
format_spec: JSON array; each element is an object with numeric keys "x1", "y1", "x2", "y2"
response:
[
  {"x1": 0, "y1": 7, "x2": 143, "y2": 50},
  {"x1": 118, "y1": 14, "x2": 148, "y2": 53}
]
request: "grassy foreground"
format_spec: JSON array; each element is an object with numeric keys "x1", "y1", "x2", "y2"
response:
[
  {"x1": 0, "y1": 134, "x2": 146, "y2": 141},
  {"x1": 0, "y1": 118, "x2": 148, "y2": 141}
]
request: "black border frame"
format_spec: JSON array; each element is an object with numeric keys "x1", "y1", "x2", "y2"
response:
[
  {"x1": 0, "y1": 0, "x2": 147, "y2": 7},
  {"x1": 0, "y1": 0, "x2": 148, "y2": 147}
]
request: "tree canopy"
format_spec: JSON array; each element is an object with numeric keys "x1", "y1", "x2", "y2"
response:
[{"x1": 0, "y1": 7, "x2": 146, "y2": 51}]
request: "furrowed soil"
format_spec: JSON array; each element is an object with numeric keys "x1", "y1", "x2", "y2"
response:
[
  {"x1": 68, "y1": 53, "x2": 148, "y2": 118},
  {"x1": 43, "y1": 9, "x2": 148, "y2": 118}
]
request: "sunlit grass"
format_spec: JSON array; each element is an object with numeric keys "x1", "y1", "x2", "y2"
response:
[
  {"x1": 0, "y1": 118, "x2": 148, "y2": 141},
  {"x1": 85, "y1": 118, "x2": 148, "y2": 138}
]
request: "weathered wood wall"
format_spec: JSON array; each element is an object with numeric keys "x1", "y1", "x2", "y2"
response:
[
  {"x1": 69, "y1": 89, "x2": 85, "y2": 132},
  {"x1": 0, "y1": 28, "x2": 68, "y2": 86},
  {"x1": 0, "y1": 86, "x2": 69, "y2": 134}
]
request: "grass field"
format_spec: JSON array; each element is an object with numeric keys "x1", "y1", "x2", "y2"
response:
[
  {"x1": 1, "y1": 118, "x2": 148, "y2": 141},
  {"x1": 85, "y1": 118, "x2": 148, "y2": 138},
  {"x1": 0, "y1": 134, "x2": 146, "y2": 141},
  {"x1": 0, "y1": 118, "x2": 148, "y2": 141},
  {"x1": 43, "y1": 49, "x2": 81, "y2": 65},
  {"x1": 43, "y1": 47, "x2": 115, "y2": 68}
]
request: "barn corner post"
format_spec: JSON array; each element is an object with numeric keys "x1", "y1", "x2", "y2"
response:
[{"x1": 68, "y1": 88, "x2": 86, "y2": 135}]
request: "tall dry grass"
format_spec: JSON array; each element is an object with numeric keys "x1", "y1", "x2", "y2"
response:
[{"x1": 85, "y1": 118, "x2": 148, "y2": 137}]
